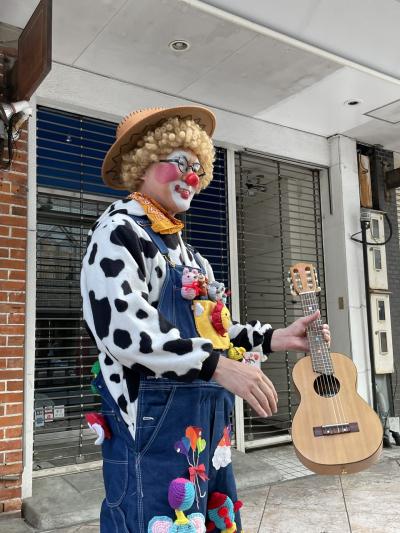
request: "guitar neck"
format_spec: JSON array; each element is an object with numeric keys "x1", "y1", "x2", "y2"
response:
[{"x1": 299, "y1": 291, "x2": 333, "y2": 374}]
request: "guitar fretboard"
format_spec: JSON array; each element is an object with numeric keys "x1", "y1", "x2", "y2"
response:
[{"x1": 300, "y1": 291, "x2": 332, "y2": 374}]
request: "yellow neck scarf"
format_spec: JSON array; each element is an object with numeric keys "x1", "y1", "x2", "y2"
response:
[{"x1": 128, "y1": 192, "x2": 184, "y2": 235}]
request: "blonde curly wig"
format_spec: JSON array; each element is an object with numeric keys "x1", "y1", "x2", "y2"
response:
[{"x1": 120, "y1": 116, "x2": 215, "y2": 192}]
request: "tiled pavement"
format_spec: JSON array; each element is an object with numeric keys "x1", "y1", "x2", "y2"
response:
[{"x1": 3, "y1": 446, "x2": 400, "y2": 533}]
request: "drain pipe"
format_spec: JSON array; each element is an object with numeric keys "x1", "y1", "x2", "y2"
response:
[{"x1": 360, "y1": 215, "x2": 378, "y2": 412}]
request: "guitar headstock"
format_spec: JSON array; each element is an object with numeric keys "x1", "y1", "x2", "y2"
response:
[{"x1": 288, "y1": 263, "x2": 321, "y2": 297}]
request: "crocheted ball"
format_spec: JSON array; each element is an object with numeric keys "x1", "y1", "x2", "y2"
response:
[{"x1": 168, "y1": 478, "x2": 195, "y2": 510}]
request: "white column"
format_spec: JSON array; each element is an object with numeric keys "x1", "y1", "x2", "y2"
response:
[
  {"x1": 22, "y1": 96, "x2": 37, "y2": 498},
  {"x1": 226, "y1": 148, "x2": 245, "y2": 452},
  {"x1": 320, "y1": 135, "x2": 372, "y2": 404}
]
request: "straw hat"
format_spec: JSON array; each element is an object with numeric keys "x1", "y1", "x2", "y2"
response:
[{"x1": 102, "y1": 106, "x2": 216, "y2": 189}]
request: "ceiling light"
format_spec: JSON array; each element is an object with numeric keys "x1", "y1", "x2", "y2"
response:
[
  {"x1": 169, "y1": 40, "x2": 190, "y2": 52},
  {"x1": 344, "y1": 99, "x2": 363, "y2": 106}
]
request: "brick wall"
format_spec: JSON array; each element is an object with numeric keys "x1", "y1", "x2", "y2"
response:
[{"x1": 0, "y1": 50, "x2": 27, "y2": 516}]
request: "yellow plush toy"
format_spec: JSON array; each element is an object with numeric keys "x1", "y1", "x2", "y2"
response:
[{"x1": 192, "y1": 300, "x2": 231, "y2": 350}]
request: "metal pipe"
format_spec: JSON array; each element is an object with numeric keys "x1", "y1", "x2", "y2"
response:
[{"x1": 361, "y1": 220, "x2": 378, "y2": 412}]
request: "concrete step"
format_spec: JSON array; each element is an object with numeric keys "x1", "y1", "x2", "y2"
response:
[{"x1": 23, "y1": 449, "x2": 281, "y2": 531}]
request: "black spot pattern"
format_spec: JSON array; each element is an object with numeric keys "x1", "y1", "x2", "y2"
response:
[
  {"x1": 114, "y1": 329, "x2": 132, "y2": 349},
  {"x1": 201, "y1": 343, "x2": 213, "y2": 354},
  {"x1": 117, "y1": 394, "x2": 128, "y2": 413},
  {"x1": 148, "y1": 281, "x2": 152, "y2": 293},
  {"x1": 104, "y1": 354, "x2": 114, "y2": 365},
  {"x1": 110, "y1": 221, "x2": 147, "y2": 277},
  {"x1": 140, "y1": 237, "x2": 158, "y2": 260},
  {"x1": 163, "y1": 339, "x2": 193, "y2": 355},
  {"x1": 100, "y1": 258, "x2": 125, "y2": 278},
  {"x1": 91, "y1": 221, "x2": 100, "y2": 233},
  {"x1": 139, "y1": 332, "x2": 153, "y2": 353},
  {"x1": 115, "y1": 299, "x2": 128, "y2": 312},
  {"x1": 155, "y1": 266, "x2": 163, "y2": 278},
  {"x1": 136, "y1": 309, "x2": 148, "y2": 319},
  {"x1": 124, "y1": 366, "x2": 142, "y2": 402},
  {"x1": 253, "y1": 331, "x2": 263, "y2": 347},
  {"x1": 159, "y1": 313, "x2": 174, "y2": 333},
  {"x1": 110, "y1": 373, "x2": 121, "y2": 383},
  {"x1": 88, "y1": 243, "x2": 97, "y2": 264},
  {"x1": 187, "y1": 249, "x2": 194, "y2": 262},
  {"x1": 137, "y1": 267, "x2": 145, "y2": 282},
  {"x1": 122, "y1": 281, "x2": 132, "y2": 295},
  {"x1": 130, "y1": 363, "x2": 156, "y2": 377},
  {"x1": 141, "y1": 292, "x2": 149, "y2": 301},
  {"x1": 108, "y1": 208, "x2": 129, "y2": 217},
  {"x1": 89, "y1": 291, "x2": 111, "y2": 339},
  {"x1": 162, "y1": 369, "x2": 200, "y2": 381}
]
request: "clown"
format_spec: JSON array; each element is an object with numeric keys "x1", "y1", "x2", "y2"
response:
[{"x1": 81, "y1": 106, "x2": 330, "y2": 532}]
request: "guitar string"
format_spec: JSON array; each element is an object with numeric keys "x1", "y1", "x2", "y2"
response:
[
  {"x1": 304, "y1": 291, "x2": 348, "y2": 430},
  {"x1": 301, "y1": 292, "x2": 347, "y2": 430},
  {"x1": 301, "y1": 294, "x2": 326, "y2": 418},
  {"x1": 308, "y1": 290, "x2": 348, "y2": 429},
  {"x1": 300, "y1": 292, "x2": 341, "y2": 428},
  {"x1": 301, "y1": 292, "x2": 344, "y2": 429}
]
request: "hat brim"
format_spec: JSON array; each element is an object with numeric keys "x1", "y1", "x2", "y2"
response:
[{"x1": 102, "y1": 106, "x2": 216, "y2": 190}]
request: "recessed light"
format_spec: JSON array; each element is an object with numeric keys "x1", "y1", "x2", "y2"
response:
[
  {"x1": 344, "y1": 99, "x2": 363, "y2": 106},
  {"x1": 169, "y1": 40, "x2": 190, "y2": 52}
]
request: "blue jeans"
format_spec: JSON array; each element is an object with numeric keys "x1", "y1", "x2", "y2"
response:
[{"x1": 94, "y1": 372, "x2": 241, "y2": 532}]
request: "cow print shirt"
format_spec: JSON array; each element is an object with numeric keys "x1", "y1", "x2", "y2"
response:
[{"x1": 81, "y1": 198, "x2": 273, "y2": 436}]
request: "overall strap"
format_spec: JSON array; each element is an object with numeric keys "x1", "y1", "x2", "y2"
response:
[{"x1": 186, "y1": 243, "x2": 206, "y2": 275}]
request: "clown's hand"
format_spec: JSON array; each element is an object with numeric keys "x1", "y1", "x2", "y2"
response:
[{"x1": 270, "y1": 310, "x2": 330, "y2": 353}]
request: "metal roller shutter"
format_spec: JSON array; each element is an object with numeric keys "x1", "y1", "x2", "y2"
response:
[
  {"x1": 34, "y1": 106, "x2": 229, "y2": 470},
  {"x1": 235, "y1": 151, "x2": 327, "y2": 448}
]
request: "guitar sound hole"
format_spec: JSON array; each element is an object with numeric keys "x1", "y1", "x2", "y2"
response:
[{"x1": 314, "y1": 374, "x2": 340, "y2": 398}]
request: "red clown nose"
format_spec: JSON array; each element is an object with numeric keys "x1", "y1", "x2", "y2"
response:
[{"x1": 184, "y1": 172, "x2": 200, "y2": 188}]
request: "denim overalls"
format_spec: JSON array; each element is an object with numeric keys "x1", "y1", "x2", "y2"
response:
[{"x1": 93, "y1": 215, "x2": 241, "y2": 533}]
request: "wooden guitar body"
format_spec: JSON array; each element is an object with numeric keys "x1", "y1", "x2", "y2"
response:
[{"x1": 292, "y1": 352, "x2": 383, "y2": 475}]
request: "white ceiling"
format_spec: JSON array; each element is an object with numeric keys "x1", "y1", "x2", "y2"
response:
[
  {"x1": 204, "y1": 0, "x2": 400, "y2": 80},
  {"x1": 2, "y1": 0, "x2": 400, "y2": 151}
]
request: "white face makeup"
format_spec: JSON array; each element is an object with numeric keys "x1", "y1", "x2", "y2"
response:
[
  {"x1": 139, "y1": 148, "x2": 201, "y2": 215},
  {"x1": 167, "y1": 149, "x2": 199, "y2": 213}
]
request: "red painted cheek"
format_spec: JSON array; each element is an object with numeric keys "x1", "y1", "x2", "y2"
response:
[{"x1": 153, "y1": 163, "x2": 180, "y2": 184}]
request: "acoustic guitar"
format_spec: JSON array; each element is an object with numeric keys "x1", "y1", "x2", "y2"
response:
[{"x1": 289, "y1": 262, "x2": 383, "y2": 475}]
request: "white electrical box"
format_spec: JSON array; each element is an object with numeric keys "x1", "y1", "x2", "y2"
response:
[
  {"x1": 367, "y1": 211, "x2": 388, "y2": 290},
  {"x1": 370, "y1": 293, "x2": 394, "y2": 374}
]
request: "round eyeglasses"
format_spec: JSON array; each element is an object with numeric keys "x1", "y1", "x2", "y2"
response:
[{"x1": 159, "y1": 156, "x2": 205, "y2": 178}]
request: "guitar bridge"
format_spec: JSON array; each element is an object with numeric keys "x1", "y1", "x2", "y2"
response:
[{"x1": 313, "y1": 422, "x2": 359, "y2": 437}]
